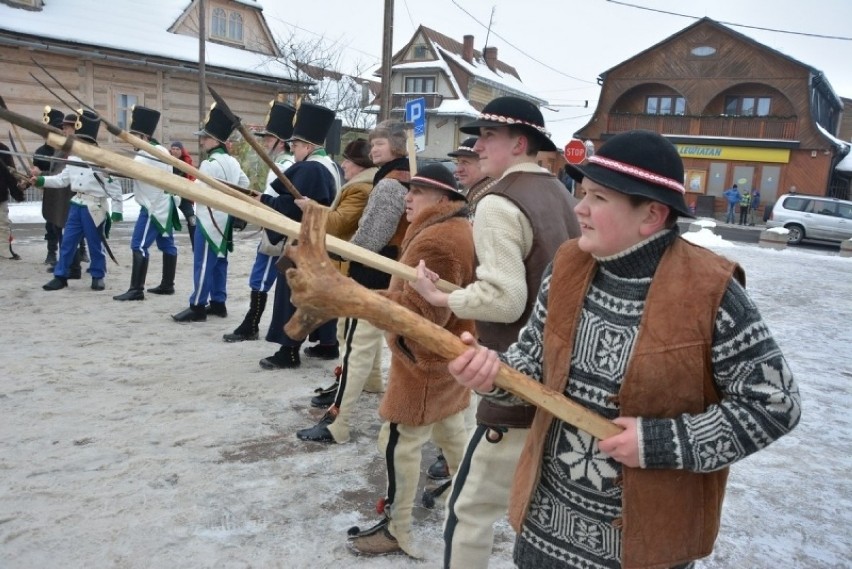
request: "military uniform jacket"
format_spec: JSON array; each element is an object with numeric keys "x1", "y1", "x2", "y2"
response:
[
  {"x1": 195, "y1": 148, "x2": 250, "y2": 254},
  {"x1": 133, "y1": 144, "x2": 179, "y2": 234},
  {"x1": 38, "y1": 155, "x2": 122, "y2": 227}
]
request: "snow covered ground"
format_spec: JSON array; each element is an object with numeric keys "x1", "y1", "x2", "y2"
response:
[{"x1": 1, "y1": 207, "x2": 850, "y2": 568}]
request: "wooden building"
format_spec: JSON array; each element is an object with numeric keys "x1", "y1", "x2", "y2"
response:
[
  {"x1": 375, "y1": 25, "x2": 546, "y2": 160},
  {"x1": 0, "y1": 0, "x2": 306, "y2": 162},
  {"x1": 576, "y1": 18, "x2": 851, "y2": 215}
]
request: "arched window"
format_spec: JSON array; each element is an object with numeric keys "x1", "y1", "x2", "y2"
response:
[
  {"x1": 229, "y1": 12, "x2": 244, "y2": 42},
  {"x1": 211, "y1": 8, "x2": 227, "y2": 38}
]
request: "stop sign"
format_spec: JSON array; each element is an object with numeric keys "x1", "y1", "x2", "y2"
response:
[{"x1": 564, "y1": 139, "x2": 586, "y2": 164}]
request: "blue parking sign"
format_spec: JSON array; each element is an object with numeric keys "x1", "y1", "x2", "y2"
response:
[{"x1": 405, "y1": 97, "x2": 426, "y2": 152}]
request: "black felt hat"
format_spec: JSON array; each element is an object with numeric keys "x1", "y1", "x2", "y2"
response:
[
  {"x1": 74, "y1": 110, "x2": 101, "y2": 143},
  {"x1": 460, "y1": 96, "x2": 556, "y2": 152},
  {"x1": 129, "y1": 105, "x2": 161, "y2": 138},
  {"x1": 565, "y1": 130, "x2": 690, "y2": 217},
  {"x1": 408, "y1": 163, "x2": 465, "y2": 201},
  {"x1": 194, "y1": 103, "x2": 238, "y2": 144},
  {"x1": 342, "y1": 138, "x2": 373, "y2": 168},
  {"x1": 257, "y1": 101, "x2": 296, "y2": 141},
  {"x1": 62, "y1": 113, "x2": 77, "y2": 126},
  {"x1": 447, "y1": 137, "x2": 479, "y2": 158},
  {"x1": 42, "y1": 106, "x2": 64, "y2": 129},
  {"x1": 286, "y1": 102, "x2": 335, "y2": 146}
]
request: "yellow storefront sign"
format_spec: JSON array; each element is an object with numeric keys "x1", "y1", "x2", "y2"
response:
[{"x1": 676, "y1": 144, "x2": 790, "y2": 163}]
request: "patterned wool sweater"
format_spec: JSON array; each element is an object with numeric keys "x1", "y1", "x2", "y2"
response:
[{"x1": 488, "y1": 229, "x2": 801, "y2": 569}]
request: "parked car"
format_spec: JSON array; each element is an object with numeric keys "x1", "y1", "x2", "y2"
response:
[{"x1": 766, "y1": 194, "x2": 852, "y2": 244}]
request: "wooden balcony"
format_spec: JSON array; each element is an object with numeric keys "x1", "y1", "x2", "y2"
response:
[
  {"x1": 607, "y1": 113, "x2": 798, "y2": 140},
  {"x1": 391, "y1": 92, "x2": 444, "y2": 110}
]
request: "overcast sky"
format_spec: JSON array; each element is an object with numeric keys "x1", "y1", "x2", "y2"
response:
[{"x1": 261, "y1": 0, "x2": 852, "y2": 147}]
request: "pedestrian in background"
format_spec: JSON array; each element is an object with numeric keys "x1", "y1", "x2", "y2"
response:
[{"x1": 723, "y1": 183, "x2": 740, "y2": 224}]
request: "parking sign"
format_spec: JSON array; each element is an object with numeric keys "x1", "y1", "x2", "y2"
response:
[{"x1": 405, "y1": 97, "x2": 426, "y2": 152}]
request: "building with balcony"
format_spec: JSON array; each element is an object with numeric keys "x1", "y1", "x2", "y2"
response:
[
  {"x1": 576, "y1": 17, "x2": 850, "y2": 216},
  {"x1": 374, "y1": 25, "x2": 546, "y2": 160}
]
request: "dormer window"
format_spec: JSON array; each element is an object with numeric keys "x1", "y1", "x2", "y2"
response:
[{"x1": 211, "y1": 7, "x2": 244, "y2": 44}]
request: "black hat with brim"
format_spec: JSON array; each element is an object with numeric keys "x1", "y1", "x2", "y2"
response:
[
  {"x1": 286, "y1": 103, "x2": 336, "y2": 146},
  {"x1": 565, "y1": 130, "x2": 692, "y2": 217},
  {"x1": 194, "y1": 104, "x2": 237, "y2": 144},
  {"x1": 448, "y1": 136, "x2": 479, "y2": 158},
  {"x1": 75, "y1": 110, "x2": 100, "y2": 143},
  {"x1": 129, "y1": 105, "x2": 161, "y2": 138},
  {"x1": 460, "y1": 96, "x2": 556, "y2": 152},
  {"x1": 407, "y1": 163, "x2": 465, "y2": 200}
]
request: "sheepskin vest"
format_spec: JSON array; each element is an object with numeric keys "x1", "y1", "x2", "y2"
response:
[{"x1": 509, "y1": 237, "x2": 745, "y2": 569}]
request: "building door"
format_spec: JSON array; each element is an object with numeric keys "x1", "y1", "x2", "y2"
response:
[
  {"x1": 706, "y1": 162, "x2": 727, "y2": 197},
  {"x1": 759, "y1": 165, "x2": 780, "y2": 204},
  {"x1": 732, "y1": 165, "x2": 755, "y2": 191}
]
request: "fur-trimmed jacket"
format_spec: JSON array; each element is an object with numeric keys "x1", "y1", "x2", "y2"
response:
[{"x1": 379, "y1": 200, "x2": 476, "y2": 426}]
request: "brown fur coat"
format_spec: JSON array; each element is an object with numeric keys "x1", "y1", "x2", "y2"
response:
[{"x1": 379, "y1": 200, "x2": 476, "y2": 426}]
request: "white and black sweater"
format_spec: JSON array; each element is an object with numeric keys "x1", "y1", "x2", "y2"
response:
[{"x1": 488, "y1": 229, "x2": 801, "y2": 569}]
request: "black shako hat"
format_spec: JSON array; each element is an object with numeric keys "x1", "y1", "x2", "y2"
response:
[
  {"x1": 342, "y1": 138, "x2": 373, "y2": 168},
  {"x1": 565, "y1": 130, "x2": 691, "y2": 217},
  {"x1": 42, "y1": 106, "x2": 64, "y2": 129},
  {"x1": 74, "y1": 110, "x2": 101, "y2": 143},
  {"x1": 257, "y1": 101, "x2": 296, "y2": 141},
  {"x1": 129, "y1": 105, "x2": 161, "y2": 138},
  {"x1": 447, "y1": 137, "x2": 479, "y2": 158},
  {"x1": 286, "y1": 102, "x2": 335, "y2": 146},
  {"x1": 408, "y1": 163, "x2": 465, "y2": 201},
  {"x1": 194, "y1": 103, "x2": 238, "y2": 144},
  {"x1": 460, "y1": 96, "x2": 556, "y2": 152}
]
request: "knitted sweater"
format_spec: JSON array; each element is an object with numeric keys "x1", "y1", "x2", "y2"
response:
[
  {"x1": 447, "y1": 162, "x2": 540, "y2": 324},
  {"x1": 488, "y1": 229, "x2": 801, "y2": 569}
]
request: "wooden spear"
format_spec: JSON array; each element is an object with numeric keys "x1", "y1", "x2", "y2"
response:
[{"x1": 284, "y1": 203, "x2": 622, "y2": 440}]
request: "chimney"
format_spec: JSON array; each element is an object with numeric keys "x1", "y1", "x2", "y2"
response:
[
  {"x1": 483, "y1": 46, "x2": 498, "y2": 71},
  {"x1": 462, "y1": 35, "x2": 474, "y2": 64}
]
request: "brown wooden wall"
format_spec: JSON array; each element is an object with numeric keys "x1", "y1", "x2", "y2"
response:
[{"x1": 1, "y1": 44, "x2": 286, "y2": 164}]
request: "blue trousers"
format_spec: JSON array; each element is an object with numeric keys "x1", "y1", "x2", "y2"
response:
[
  {"x1": 131, "y1": 208, "x2": 177, "y2": 257},
  {"x1": 54, "y1": 203, "x2": 106, "y2": 279},
  {"x1": 249, "y1": 247, "x2": 278, "y2": 293},
  {"x1": 725, "y1": 203, "x2": 737, "y2": 224},
  {"x1": 189, "y1": 224, "x2": 228, "y2": 306}
]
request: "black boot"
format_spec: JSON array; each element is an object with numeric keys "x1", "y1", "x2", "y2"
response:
[
  {"x1": 44, "y1": 251, "x2": 57, "y2": 266},
  {"x1": 43, "y1": 276, "x2": 68, "y2": 291},
  {"x1": 91, "y1": 277, "x2": 105, "y2": 291},
  {"x1": 79, "y1": 240, "x2": 89, "y2": 264},
  {"x1": 223, "y1": 290, "x2": 267, "y2": 342},
  {"x1": 311, "y1": 365, "x2": 343, "y2": 408},
  {"x1": 207, "y1": 301, "x2": 227, "y2": 318},
  {"x1": 427, "y1": 454, "x2": 450, "y2": 480},
  {"x1": 259, "y1": 345, "x2": 300, "y2": 370},
  {"x1": 187, "y1": 221, "x2": 196, "y2": 252},
  {"x1": 172, "y1": 304, "x2": 207, "y2": 322},
  {"x1": 296, "y1": 412, "x2": 336, "y2": 443},
  {"x1": 147, "y1": 254, "x2": 177, "y2": 295},
  {"x1": 113, "y1": 251, "x2": 149, "y2": 301}
]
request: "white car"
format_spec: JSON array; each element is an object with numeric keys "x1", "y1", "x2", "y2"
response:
[{"x1": 766, "y1": 194, "x2": 852, "y2": 244}]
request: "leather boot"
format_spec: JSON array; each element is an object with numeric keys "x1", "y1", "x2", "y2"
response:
[
  {"x1": 223, "y1": 290, "x2": 267, "y2": 342},
  {"x1": 259, "y1": 345, "x2": 300, "y2": 369},
  {"x1": 207, "y1": 301, "x2": 227, "y2": 318},
  {"x1": 147, "y1": 254, "x2": 177, "y2": 295},
  {"x1": 187, "y1": 221, "x2": 196, "y2": 252},
  {"x1": 113, "y1": 251, "x2": 149, "y2": 301},
  {"x1": 68, "y1": 249, "x2": 83, "y2": 279},
  {"x1": 43, "y1": 276, "x2": 68, "y2": 291},
  {"x1": 79, "y1": 239, "x2": 89, "y2": 264},
  {"x1": 172, "y1": 304, "x2": 207, "y2": 322},
  {"x1": 44, "y1": 251, "x2": 57, "y2": 266}
]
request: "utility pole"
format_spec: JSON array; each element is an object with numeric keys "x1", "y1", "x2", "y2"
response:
[
  {"x1": 379, "y1": 0, "x2": 394, "y2": 122},
  {"x1": 198, "y1": 0, "x2": 207, "y2": 157}
]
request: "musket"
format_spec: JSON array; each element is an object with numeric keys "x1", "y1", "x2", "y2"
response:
[
  {"x1": 30, "y1": 60, "x2": 270, "y2": 213},
  {"x1": 6, "y1": 132, "x2": 30, "y2": 174},
  {"x1": 207, "y1": 85, "x2": 303, "y2": 200},
  {"x1": 1, "y1": 148, "x2": 129, "y2": 178}
]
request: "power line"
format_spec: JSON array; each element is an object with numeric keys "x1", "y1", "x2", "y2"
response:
[
  {"x1": 606, "y1": 0, "x2": 852, "y2": 41},
  {"x1": 449, "y1": 0, "x2": 598, "y2": 85}
]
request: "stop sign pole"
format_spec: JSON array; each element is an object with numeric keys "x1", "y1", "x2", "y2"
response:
[{"x1": 564, "y1": 138, "x2": 587, "y2": 165}]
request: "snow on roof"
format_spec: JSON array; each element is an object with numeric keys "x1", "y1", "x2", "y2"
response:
[
  {"x1": 0, "y1": 0, "x2": 295, "y2": 81},
  {"x1": 836, "y1": 150, "x2": 852, "y2": 172},
  {"x1": 433, "y1": 44, "x2": 544, "y2": 104},
  {"x1": 816, "y1": 123, "x2": 851, "y2": 151}
]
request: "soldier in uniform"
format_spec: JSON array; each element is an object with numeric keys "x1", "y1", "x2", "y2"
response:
[
  {"x1": 36, "y1": 110, "x2": 123, "y2": 291},
  {"x1": 172, "y1": 104, "x2": 249, "y2": 322},
  {"x1": 32, "y1": 109, "x2": 87, "y2": 275},
  {"x1": 113, "y1": 106, "x2": 180, "y2": 301},
  {"x1": 0, "y1": 140, "x2": 24, "y2": 260},
  {"x1": 257, "y1": 102, "x2": 339, "y2": 369},
  {"x1": 223, "y1": 101, "x2": 296, "y2": 342}
]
